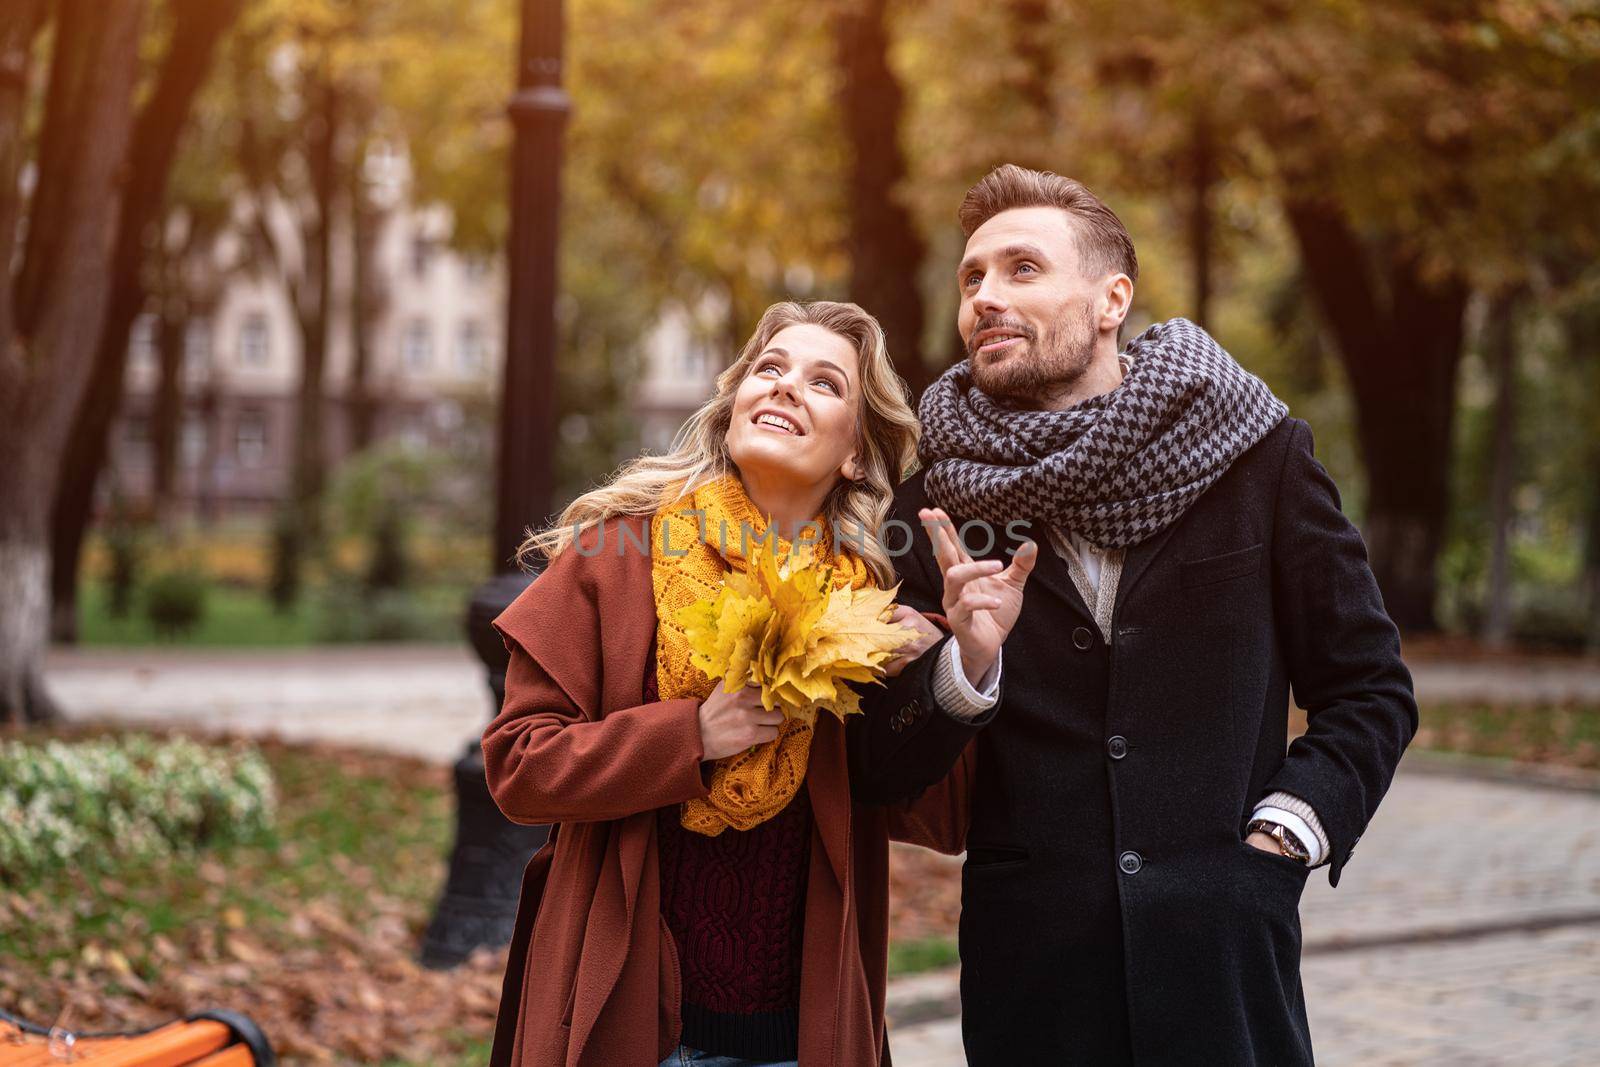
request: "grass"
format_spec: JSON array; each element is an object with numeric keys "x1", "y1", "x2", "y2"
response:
[
  {"x1": 1411, "y1": 702, "x2": 1600, "y2": 768},
  {"x1": 77, "y1": 582, "x2": 318, "y2": 646},
  {"x1": 74, "y1": 579, "x2": 475, "y2": 647},
  {"x1": 383, "y1": 1035, "x2": 494, "y2": 1067},
  {"x1": 889, "y1": 936, "x2": 961, "y2": 976}
]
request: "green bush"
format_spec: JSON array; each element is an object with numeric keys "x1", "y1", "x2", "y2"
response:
[
  {"x1": 269, "y1": 505, "x2": 304, "y2": 612},
  {"x1": 102, "y1": 513, "x2": 147, "y2": 620},
  {"x1": 143, "y1": 567, "x2": 209, "y2": 637},
  {"x1": 313, "y1": 579, "x2": 449, "y2": 642},
  {"x1": 1455, "y1": 585, "x2": 1592, "y2": 650},
  {"x1": 0, "y1": 735, "x2": 276, "y2": 883}
]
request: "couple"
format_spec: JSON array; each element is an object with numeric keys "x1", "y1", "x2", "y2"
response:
[{"x1": 481, "y1": 165, "x2": 1418, "y2": 1067}]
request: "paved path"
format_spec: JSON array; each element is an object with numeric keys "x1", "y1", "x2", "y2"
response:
[
  {"x1": 46, "y1": 645, "x2": 491, "y2": 763},
  {"x1": 41, "y1": 643, "x2": 1600, "y2": 1064},
  {"x1": 885, "y1": 770, "x2": 1600, "y2": 1065},
  {"x1": 42, "y1": 643, "x2": 1600, "y2": 766}
]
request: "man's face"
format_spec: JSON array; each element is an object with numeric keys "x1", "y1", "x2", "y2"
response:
[{"x1": 956, "y1": 206, "x2": 1106, "y2": 403}]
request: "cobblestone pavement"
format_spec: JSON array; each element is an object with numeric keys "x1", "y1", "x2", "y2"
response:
[
  {"x1": 42, "y1": 645, "x2": 1600, "y2": 1064},
  {"x1": 886, "y1": 771, "x2": 1600, "y2": 1065}
]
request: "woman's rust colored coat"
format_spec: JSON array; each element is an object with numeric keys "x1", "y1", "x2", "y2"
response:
[{"x1": 482, "y1": 516, "x2": 971, "y2": 1067}]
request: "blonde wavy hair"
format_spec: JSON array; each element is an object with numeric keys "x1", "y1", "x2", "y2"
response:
[{"x1": 517, "y1": 300, "x2": 920, "y2": 586}]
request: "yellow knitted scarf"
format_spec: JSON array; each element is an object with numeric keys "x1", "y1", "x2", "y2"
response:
[{"x1": 652, "y1": 473, "x2": 874, "y2": 836}]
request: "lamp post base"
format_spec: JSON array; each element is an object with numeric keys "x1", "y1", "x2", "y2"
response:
[{"x1": 420, "y1": 570, "x2": 548, "y2": 970}]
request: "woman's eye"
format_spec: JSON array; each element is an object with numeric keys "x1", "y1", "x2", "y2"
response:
[
  {"x1": 814, "y1": 378, "x2": 840, "y2": 395},
  {"x1": 756, "y1": 363, "x2": 780, "y2": 376}
]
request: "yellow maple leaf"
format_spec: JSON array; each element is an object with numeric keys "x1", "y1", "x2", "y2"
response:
[{"x1": 674, "y1": 546, "x2": 920, "y2": 722}]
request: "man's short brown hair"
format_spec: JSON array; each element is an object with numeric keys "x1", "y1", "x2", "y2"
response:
[{"x1": 959, "y1": 164, "x2": 1139, "y2": 285}]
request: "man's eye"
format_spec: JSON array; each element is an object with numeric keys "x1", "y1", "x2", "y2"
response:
[
  {"x1": 963, "y1": 273, "x2": 982, "y2": 288},
  {"x1": 1016, "y1": 262, "x2": 1037, "y2": 275}
]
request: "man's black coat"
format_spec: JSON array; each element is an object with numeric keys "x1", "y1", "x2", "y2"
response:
[{"x1": 853, "y1": 416, "x2": 1417, "y2": 1066}]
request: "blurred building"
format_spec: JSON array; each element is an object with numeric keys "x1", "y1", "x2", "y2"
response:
[
  {"x1": 109, "y1": 197, "x2": 504, "y2": 519},
  {"x1": 634, "y1": 299, "x2": 726, "y2": 454},
  {"x1": 107, "y1": 225, "x2": 725, "y2": 522}
]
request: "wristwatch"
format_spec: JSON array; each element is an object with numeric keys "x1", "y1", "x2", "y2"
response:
[{"x1": 1247, "y1": 818, "x2": 1310, "y2": 864}]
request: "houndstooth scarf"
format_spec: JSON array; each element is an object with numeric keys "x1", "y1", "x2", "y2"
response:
[{"x1": 917, "y1": 317, "x2": 1288, "y2": 548}]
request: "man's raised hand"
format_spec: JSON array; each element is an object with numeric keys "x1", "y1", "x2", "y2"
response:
[{"x1": 919, "y1": 507, "x2": 1037, "y2": 688}]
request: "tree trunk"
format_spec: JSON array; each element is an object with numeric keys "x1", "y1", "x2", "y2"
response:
[
  {"x1": 1282, "y1": 198, "x2": 1468, "y2": 633},
  {"x1": 1481, "y1": 293, "x2": 1518, "y2": 647},
  {"x1": 289, "y1": 71, "x2": 342, "y2": 553},
  {"x1": 1560, "y1": 307, "x2": 1600, "y2": 658},
  {"x1": 152, "y1": 305, "x2": 188, "y2": 520},
  {"x1": 348, "y1": 143, "x2": 385, "y2": 452},
  {"x1": 835, "y1": 0, "x2": 929, "y2": 397},
  {"x1": 47, "y1": 0, "x2": 244, "y2": 643},
  {"x1": 1188, "y1": 112, "x2": 1215, "y2": 330},
  {"x1": 0, "y1": 0, "x2": 146, "y2": 724}
]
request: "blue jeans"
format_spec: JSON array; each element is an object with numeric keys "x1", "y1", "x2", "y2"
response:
[{"x1": 658, "y1": 1048, "x2": 799, "y2": 1067}]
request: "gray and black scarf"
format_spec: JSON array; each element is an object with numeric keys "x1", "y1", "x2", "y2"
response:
[{"x1": 917, "y1": 317, "x2": 1288, "y2": 548}]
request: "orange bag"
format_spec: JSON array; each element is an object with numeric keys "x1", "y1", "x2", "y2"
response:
[{"x1": 0, "y1": 1010, "x2": 272, "y2": 1066}]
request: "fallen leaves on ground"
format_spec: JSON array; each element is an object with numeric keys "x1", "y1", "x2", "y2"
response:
[{"x1": 0, "y1": 732, "x2": 503, "y2": 1065}]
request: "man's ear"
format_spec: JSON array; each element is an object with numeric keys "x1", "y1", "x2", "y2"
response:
[{"x1": 1101, "y1": 274, "x2": 1134, "y2": 333}]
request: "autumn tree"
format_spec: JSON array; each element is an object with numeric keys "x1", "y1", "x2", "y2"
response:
[
  {"x1": 902, "y1": 0, "x2": 1599, "y2": 631},
  {"x1": 46, "y1": 0, "x2": 246, "y2": 642},
  {"x1": 1, "y1": 1, "x2": 148, "y2": 722},
  {"x1": 835, "y1": 0, "x2": 930, "y2": 395}
]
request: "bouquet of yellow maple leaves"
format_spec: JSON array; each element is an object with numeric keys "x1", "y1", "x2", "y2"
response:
[{"x1": 673, "y1": 544, "x2": 918, "y2": 725}]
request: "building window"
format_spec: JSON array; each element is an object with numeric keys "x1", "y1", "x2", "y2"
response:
[
  {"x1": 239, "y1": 313, "x2": 269, "y2": 367},
  {"x1": 675, "y1": 344, "x2": 707, "y2": 379},
  {"x1": 130, "y1": 313, "x2": 158, "y2": 367},
  {"x1": 455, "y1": 319, "x2": 487, "y2": 372},
  {"x1": 236, "y1": 409, "x2": 268, "y2": 467},
  {"x1": 181, "y1": 414, "x2": 207, "y2": 467},
  {"x1": 184, "y1": 318, "x2": 212, "y2": 375},
  {"x1": 124, "y1": 414, "x2": 152, "y2": 463},
  {"x1": 402, "y1": 319, "x2": 433, "y2": 371},
  {"x1": 410, "y1": 233, "x2": 432, "y2": 278}
]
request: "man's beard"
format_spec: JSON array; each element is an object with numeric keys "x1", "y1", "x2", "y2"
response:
[{"x1": 968, "y1": 300, "x2": 1098, "y2": 404}]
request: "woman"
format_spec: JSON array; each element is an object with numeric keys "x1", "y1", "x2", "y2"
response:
[{"x1": 482, "y1": 300, "x2": 1033, "y2": 1067}]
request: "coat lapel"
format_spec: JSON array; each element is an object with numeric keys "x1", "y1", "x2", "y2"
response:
[
  {"x1": 987, "y1": 517, "x2": 1094, "y2": 625},
  {"x1": 1111, "y1": 519, "x2": 1181, "y2": 622}
]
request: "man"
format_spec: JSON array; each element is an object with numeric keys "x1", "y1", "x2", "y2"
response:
[{"x1": 853, "y1": 164, "x2": 1417, "y2": 1065}]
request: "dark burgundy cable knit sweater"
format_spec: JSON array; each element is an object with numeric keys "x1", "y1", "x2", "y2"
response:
[{"x1": 646, "y1": 669, "x2": 811, "y2": 1062}]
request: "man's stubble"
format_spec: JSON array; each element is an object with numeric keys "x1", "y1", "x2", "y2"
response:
[{"x1": 969, "y1": 297, "x2": 1099, "y2": 406}]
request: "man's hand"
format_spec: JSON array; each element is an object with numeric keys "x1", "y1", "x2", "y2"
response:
[
  {"x1": 920, "y1": 507, "x2": 1037, "y2": 688},
  {"x1": 1245, "y1": 831, "x2": 1281, "y2": 855},
  {"x1": 881, "y1": 606, "x2": 944, "y2": 678}
]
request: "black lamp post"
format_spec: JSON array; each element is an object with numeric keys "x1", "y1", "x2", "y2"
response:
[{"x1": 421, "y1": 0, "x2": 569, "y2": 970}]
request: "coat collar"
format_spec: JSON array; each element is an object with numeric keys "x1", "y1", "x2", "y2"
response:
[{"x1": 977, "y1": 515, "x2": 1180, "y2": 629}]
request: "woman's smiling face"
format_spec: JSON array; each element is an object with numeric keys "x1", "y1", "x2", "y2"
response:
[{"x1": 725, "y1": 323, "x2": 863, "y2": 493}]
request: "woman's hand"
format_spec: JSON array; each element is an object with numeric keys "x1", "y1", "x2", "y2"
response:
[
  {"x1": 698, "y1": 684, "x2": 784, "y2": 761},
  {"x1": 880, "y1": 605, "x2": 945, "y2": 678},
  {"x1": 920, "y1": 507, "x2": 1037, "y2": 688}
]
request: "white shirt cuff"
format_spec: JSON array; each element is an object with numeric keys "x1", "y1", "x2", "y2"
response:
[
  {"x1": 930, "y1": 638, "x2": 1001, "y2": 721},
  {"x1": 1251, "y1": 804, "x2": 1326, "y2": 866}
]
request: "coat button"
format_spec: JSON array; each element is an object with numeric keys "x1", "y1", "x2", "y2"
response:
[
  {"x1": 1107, "y1": 735, "x2": 1128, "y2": 760},
  {"x1": 1118, "y1": 850, "x2": 1143, "y2": 875},
  {"x1": 1072, "y1": 626, "x2": 1094, "y2": 651}
]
